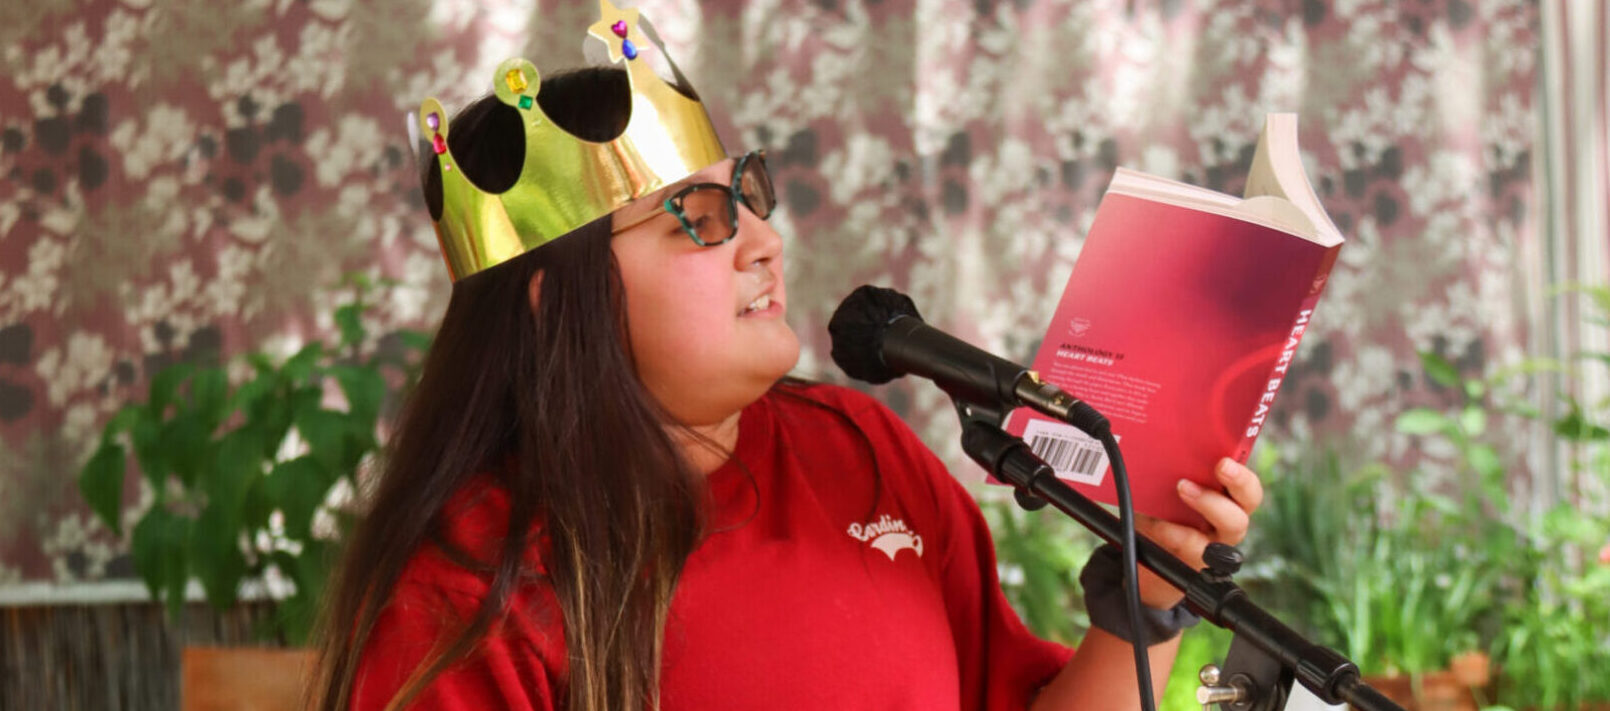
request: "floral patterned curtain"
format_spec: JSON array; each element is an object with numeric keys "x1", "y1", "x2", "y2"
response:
[{"x1": 0, "y1": 0, "x2": 1541, "y2": 594}]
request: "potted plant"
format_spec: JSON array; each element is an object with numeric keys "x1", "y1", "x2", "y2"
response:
[
  {"x1": 1239, "y1": 428, "x2": 1520, "y2": 711},
  {"x1": 1486, "y1": 500, "x2": 1610, "y2": 711},
  {"x1": 76, "y1": 275, "x2": 428, "y2": 708},
  {"x1": 1483, "y1": 292, "x2": 1610, "y2": 710},
  {"x1": 1380, "y1": 283, "x2": 1610, "y2": 711}
]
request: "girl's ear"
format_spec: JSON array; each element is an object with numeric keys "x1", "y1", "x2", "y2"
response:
[{"x1": 527, "y1": 269, "x2": 545, "y2": 313}]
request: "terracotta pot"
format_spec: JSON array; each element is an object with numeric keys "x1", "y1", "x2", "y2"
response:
[
  {"x1": 1361, "y1": 674, "x2": 1416, "y2": 710},
  {"x1": 1357, "y1": 671, "x2": 1478, "y2": 711},
  {"x1": 181, "y1": 646, "x2": 313, "y2": 711},
  {"x1": 1447, "y1": 651, "x2": 1490, "y2": 689}
]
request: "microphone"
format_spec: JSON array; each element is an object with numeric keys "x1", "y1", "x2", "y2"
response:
[{"x1": 827, "y1": 285, "x2": 1110, "y2": 437}]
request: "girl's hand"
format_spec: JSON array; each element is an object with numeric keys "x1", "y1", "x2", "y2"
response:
[{"x1": 1131, "y1": 457, "x2": 1265, "y2": 609}]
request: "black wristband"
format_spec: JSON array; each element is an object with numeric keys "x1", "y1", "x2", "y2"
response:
[{"x1": 1079, "y1": 543, "x2": 1200, "y2": 645}]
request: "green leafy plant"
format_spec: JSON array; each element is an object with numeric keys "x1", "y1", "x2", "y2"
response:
[
  {"x1": 979, "y1": 490, "x2": 1098, "y2": 646},
  {"x1": 1488, "y1": 503, "x2": 1610, "y2": 710},
  {"x1": 1386, "y1": 283, "x2": 1610, "y2": 709},
  {"x1": 1242, "y1": 447, "x2": 1504, "y2": 679},
  {"x1": 1486, "y1": 285, "x2": 1610, "y2": 710},
  {"x1": 76, "y1": 277, "x2": 428, "y2": 644}
]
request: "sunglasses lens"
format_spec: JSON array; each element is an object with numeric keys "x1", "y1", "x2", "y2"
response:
[
  {"x1": 667, "y1": 154, "x2": 774, "y2": 246},
  {"x1": 677, "y1": 187, "x2": 737, "y2": 245},
  {"x1": 739, "y1": 155, "x2": 775, "y2": 219}
]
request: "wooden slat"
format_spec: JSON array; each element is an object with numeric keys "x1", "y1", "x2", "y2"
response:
[{"x1": 1, "y1": 600, "x2": 297, "y2": 710}]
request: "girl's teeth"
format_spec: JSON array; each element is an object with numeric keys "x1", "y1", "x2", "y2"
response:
[{"x1": 745, "y1": 294, "x2": 770, "y2": 313}]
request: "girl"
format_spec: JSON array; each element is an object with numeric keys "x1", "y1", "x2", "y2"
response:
[{"x1": 308, "y1": 11, "x2": 1263, "y2": 710}]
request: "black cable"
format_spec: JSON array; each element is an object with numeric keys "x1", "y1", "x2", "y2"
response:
[{"x1": 1102, "y1": 433, "x2": 1156, "y2": 711}]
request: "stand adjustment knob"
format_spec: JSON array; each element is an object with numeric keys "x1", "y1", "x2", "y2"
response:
[
  {"x1": 1013, "y1": 488, "x2": 1048, "y2": 511},
  {"x1": 1202, "y1": 542, "x2": 1244, "y2": 582},
  {"x1": 1196, "y1": 664, "x2": 1248, "y2": 710}
]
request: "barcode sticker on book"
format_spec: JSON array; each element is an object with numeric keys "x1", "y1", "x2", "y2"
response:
[{"x1": 1021, "y1": 419, "x2": 1113, "y2": 485}]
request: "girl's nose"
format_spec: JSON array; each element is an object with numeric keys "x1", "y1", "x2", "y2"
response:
[{"x1": 733, "y1": 205, "x2": 783, "y2": 268}]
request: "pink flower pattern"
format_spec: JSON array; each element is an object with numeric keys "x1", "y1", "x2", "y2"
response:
[{"x1": 0, "y1": 0, "x2": 1540, "y2": 586}]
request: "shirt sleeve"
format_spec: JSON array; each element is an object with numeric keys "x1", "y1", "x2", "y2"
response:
[{"x1": 350, "y1": 580, "x2": 559, "y2": 711}]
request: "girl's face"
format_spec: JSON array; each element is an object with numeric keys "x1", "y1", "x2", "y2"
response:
[{"x1": 609, "y1": 157, "x2": 800, "y2": 427}]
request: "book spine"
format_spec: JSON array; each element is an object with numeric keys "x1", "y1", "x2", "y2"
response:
[{"x1": 1231, "y1": 244, "x2": 1343, "y2": 464}]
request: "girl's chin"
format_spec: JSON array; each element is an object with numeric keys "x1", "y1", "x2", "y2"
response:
[
  {"x1": 758, "y1": 329, "x2": 802, "y2": 377},
  {"x1": 671, "y1": 342, "x2": 803, "y2": 426},
  {"x1": 732, "y1": 333, "x2": 802, "y2": 394}
]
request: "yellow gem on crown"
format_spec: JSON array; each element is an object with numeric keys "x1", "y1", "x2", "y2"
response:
[{"x1": 504, "y1": 68, "x2": 528, "y2": 94}]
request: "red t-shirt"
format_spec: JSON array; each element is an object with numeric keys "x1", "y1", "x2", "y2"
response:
[{"x1": 352, "y1": 383, "x2": 1073, "y2": 710}]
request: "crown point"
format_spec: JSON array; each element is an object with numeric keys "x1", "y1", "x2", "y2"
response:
[
  {"x1": 493, "y1": 58, "x2": 542, "y2": 109},
  {"x1": 432, "y1": 134, "x2": 447, "y2": 155},
  {"x1": 622, "y1": 38, "x2": 639, "y2": 60},
  {"x1": 611, "y1": 20, "x2": 627, "y2": 37}
]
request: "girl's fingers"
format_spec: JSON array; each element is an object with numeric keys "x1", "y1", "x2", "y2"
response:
[
  {"x1": 1178, "y1": 479, "x2": 1251, "y2": 545},
  {"x1": 1215, "y1": 457, "x2": 1265, "y2": 514},
  {"x1": 1136, "y1": 515, "x2": 1212, "y2": 569},
  {"x1": 1129, "y1": 457, "x2": 1269, "y2": 571}
]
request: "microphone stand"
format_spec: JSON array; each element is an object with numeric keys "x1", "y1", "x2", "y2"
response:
[{"x1": 951, "y1": 401, "x2": 1402, "y2": 711}]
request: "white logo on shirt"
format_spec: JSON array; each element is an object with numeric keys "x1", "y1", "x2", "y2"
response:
[{"x1": 847, "y1": 514, "x2": 924, "y2": 560}]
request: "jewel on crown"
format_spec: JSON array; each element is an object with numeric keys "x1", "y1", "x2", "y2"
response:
[{"x1": 417, "y1": 0, "x2": 728, "y2": 282}]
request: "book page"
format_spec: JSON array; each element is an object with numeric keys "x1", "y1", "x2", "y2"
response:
[
  {"x1": 1239, "y1": 195, "x2": 1315, "y2": 237},
  {"x1": 1108, "y1": 169, "x2": 1319, "y2": 242},
  {"x1": 1244, "y1": 113, "x2": 1344, "y2": 247},
  {"x1": 1103, "y1": 114, "x2": 1342, "y2": 247}
]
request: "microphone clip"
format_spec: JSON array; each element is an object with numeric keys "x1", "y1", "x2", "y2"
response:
[
  {"x1": 950, "y1": 396, "x2": 1051, "y2": 510},
  {"x1": 951, "y1": 396, "x2": 1007, "y2": 429}
]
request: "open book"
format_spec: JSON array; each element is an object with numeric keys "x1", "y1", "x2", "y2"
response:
[{"x1": 1003, "y1": 113, "x2": 1344, "y2": 528}]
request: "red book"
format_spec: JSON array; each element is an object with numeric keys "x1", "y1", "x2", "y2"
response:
[{"x1": 1003, "y1": 114, "x2": 1344, "y2": 528}]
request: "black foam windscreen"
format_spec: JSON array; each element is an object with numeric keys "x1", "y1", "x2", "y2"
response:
[{"x1": 827, "y1": 285, "x2": 923, "y2": 385}]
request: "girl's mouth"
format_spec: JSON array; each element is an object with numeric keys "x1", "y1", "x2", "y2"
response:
[{"x1": 740, "y1": 293, "x2": 776, "y2": 316}]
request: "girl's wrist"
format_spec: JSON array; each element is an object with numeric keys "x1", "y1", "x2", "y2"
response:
[{"x1": 1078, "y1": 543, "x2": 1200, "y2": 645}]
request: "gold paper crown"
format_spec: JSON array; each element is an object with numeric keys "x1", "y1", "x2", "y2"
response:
[{"x1": 417, "y1": 0, "x2": 727, "y2": 281}]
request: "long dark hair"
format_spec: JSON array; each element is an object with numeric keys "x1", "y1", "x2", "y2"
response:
[{"x1": 308, "y1": 66, "x2": 702, "y2": 711}]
